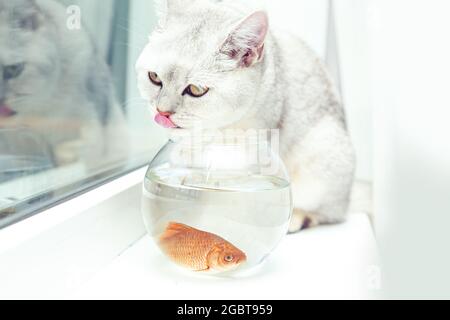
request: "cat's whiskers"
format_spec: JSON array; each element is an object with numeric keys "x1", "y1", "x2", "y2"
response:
[
  {"x1": 117, "y1": 18, "x2": 151, "y2": 35},
  {"x1": 6, "y1": 96, "x2": 29, "y2": 105},
  {"x1": 121, "y1": 97, "x2": 149, "y2": 112},
  {"x1": 122, "y1": 96, "x2": 147, "y2": 104}
]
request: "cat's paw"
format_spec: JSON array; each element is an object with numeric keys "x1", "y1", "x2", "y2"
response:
[{"x1": 288, "y1": 208, "x2": 319, "y2": 234}]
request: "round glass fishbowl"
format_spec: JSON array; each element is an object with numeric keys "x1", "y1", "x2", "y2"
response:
[{"x1": 142, "y1": 129, "x2": 292, "y2": 276}]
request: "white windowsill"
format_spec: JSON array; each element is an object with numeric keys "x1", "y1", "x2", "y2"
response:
[
  {"x1": 71, "y1": 213, "x2": 379, "y2": 300},
  {"x1": 0, "y1": 167, "x2": 148, "y2": 299},
  {"x1": 0, "y1": 167, "x2": 379, "y2": 299}
]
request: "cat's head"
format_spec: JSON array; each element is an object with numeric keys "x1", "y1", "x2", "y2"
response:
[
  {"x1": 136, "y1": 0, "x2": 268, "y2": 129},
  {"x1": 0, "y1": 0, "x2": 60, "y2": 118}
]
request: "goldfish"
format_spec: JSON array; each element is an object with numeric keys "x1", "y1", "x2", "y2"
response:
[{"x1": 158, "y1": 222, "x2": 247, "y2": 272}]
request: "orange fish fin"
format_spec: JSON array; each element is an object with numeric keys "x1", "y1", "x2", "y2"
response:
[
  {"x1": 195, "y1": 266, "x2": 210, "y2": 272},
  {"x1": 160, "y1": 221, "x2": 197, "y2": 241},
  {"x1": 167, "y1": 221, "x2": 197, "y2": 232}
]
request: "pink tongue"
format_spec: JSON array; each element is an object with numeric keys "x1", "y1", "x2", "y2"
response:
[
  {"x1": 0, "y1": 104, "x2": 15, "y2": 117},
  {"x1": 154, "y1": 113, "x2": 177, "y2": 128}
]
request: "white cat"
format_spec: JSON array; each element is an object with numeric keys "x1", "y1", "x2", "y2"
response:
[{"x1": 136, "y1": 0, "x2": 355, "y2": 232}]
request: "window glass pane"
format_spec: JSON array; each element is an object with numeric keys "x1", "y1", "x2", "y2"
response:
[{"x1": 0, "y1": 0, "x2": 164, "y2": 228}]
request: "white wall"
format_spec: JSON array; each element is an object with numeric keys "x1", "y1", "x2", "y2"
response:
[
  {"x1": 369, "y1": 0, "x2": 450, "y2": 298},
  {"x1": 265, "y1": 0, "x2": 329, "y2": 59},
  {"x1": 334, "y1": 0, "x2": 372, "y2": 181}
]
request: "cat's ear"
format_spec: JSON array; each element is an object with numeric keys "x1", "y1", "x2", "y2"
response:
[
  {"x1": 19, "y1": 0, "x2": 40, "y2": 31},
  {"x1": 166, "y1": 0, "x2": 185, "y2": 12},
  {"x1": 220, "y1": 11, "x2": 269, "y2": 68}
]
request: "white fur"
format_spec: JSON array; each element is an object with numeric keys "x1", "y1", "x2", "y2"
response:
[{"x1": 136, "y1": 0, "x2": 355, "y2": 228}]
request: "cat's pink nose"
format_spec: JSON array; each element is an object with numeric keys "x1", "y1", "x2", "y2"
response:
[
  {"x1": 0, "y1": 102, "x2": 16, "y2": 117},
  {"x1": 156, "y1": 108, "x2": 173, "y2": 117}
]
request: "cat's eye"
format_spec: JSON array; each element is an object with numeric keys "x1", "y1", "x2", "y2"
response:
[
  {"x1": 148, "y1": 71, "x2": 162, "y2": 86},
  {"x1": 183, "y1": 84, "x2": 209, "y2": 98},
  {"x1": 19, "y1": 16, "x2": 38, "y2": 30},
  {"x1": 3, "y1": 63, "x2": 25, "y2": 80}
]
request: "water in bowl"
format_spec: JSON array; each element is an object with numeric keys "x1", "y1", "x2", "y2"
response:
[{"x1": 142, "y1": 165, "x2": 292, "y2": 275}]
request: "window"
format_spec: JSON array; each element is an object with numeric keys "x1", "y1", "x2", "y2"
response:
[{"x1": 0, "y1": 0, "x2": 164, "y2": 228}]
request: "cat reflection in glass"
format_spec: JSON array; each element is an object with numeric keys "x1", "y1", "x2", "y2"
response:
[
  {"x1": 0, "y1": 0, "x2": 128, "y2": 176},
  {"x1": 137, "y1": 0, "x2": 355, "y2": 233}
]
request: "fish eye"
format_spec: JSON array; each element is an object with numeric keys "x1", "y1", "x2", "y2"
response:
[
  {"x1": 148, "y1": 71, "x2": 162, "y2": 86},
  {"x1": 224, "y1": 255, "x2": 234, "y2": 262},
  {"x1": 183, "y1": 84, "x2": 209, "y2": 98}
]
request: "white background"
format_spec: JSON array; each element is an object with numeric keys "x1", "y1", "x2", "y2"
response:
[{"x1": 370, "y1": 0, "x2": 450, "y2": 298}]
